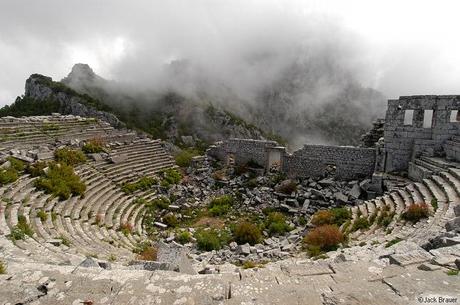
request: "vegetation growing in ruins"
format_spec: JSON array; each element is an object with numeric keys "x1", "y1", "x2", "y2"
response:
[
  {"x1": 384, "y1": 238, "x2": 402, "y2": 248},
  {"x1": 350, "y1": 217, "x2": 370, "y2": 232},
  {"x1": 265, "y1": 212, "x2": 292, "y2": 236},
  {"x1": 0, "y1": 157, "x2": 26, "y2": 186},
  {"x1": 303, "y1": 225, "x2": 344, "y2": 256},
  {"x1": 176, "y1": 231, "x2": 192, "y2": 244},
  {"x1": 148, "y1": 196, "x2": 170, "y2": 210},
  {"x1": 26, "y1": 161, "x2": 48, "y2": 177},
  {"x1": 121, "y1": 176, "x2": 158, "y2": 194},
  {"x1": 133, "y1": 241, "x2": 158, "y2": 261},
  {"x1": 311, "y1": 208, "x2": 352, "y2": 227},
  {"x1": 431, "y1": 198, "x2": 438, "y2": 212},
  {"x1": 0, "y1": 260, "x2": 6, "y2": 274},
  {"x1": 160, "y1": 168, "x2": 182, "y2": 188},
  {"x1": 195, "y1": 228, "x2": 230, "y2": 251},
  {"x1": 36, "y1": 210, "x2": 48, "y2": 222},
  {"x1": 82, "y1": 138, "x2": 105, "y2": 153},
  {"x1": 59, "y1": 235, "x2": 71, "y2": 247},
  {"x1": 446, "y1": 270, "x2": 459, "y2": 276},
  {"x1": 9, "y1": 215, "x2": 34, "y2": 241},
  {"x1": 120, "y1": 223, "x2": 133, "y2": 236},
  {"x1": 41, "y1": 123, "x2": 60, "y2": 132},
  {"x1": 8, "y1": 157, "x2": 25, "y2": 172},
  {"x1": 208, "y1": 195, "x2": 233, "y2": 216},
  {"x1": 276, "y1": 180, "x2": 298, "y2": 194},
  {"x1": 175, "y1": 148, "x2": 200, "y2": 167},
  {"x1": 163, "y1": 214, "x2": 179, "y2": 227},
  {"x1": 54, "y1": 148, "x2": 86, "y2": 166},
  {"x1": 233, "y1": 221, "x2": 262, "y2": 245},
  {"x1": 34, "y1": 162, "x2": 86, "y2": 200},
  {"x1": 401, "y1": 203, "x2": 429, "y2": 223}
]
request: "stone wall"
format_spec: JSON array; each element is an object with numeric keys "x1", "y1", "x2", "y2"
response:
[
  {"x1": 207, "y1": 138, "x2": 279, "y2": 167},
  {"x1": 208, "y1": 139, "x2": 376, "y2": 180},
  {"x1": 282, "y1": 145, "x2": 376, "y2": 180},
  {"x1": 384, "y1": 95, "x2": 460, "y2": 172}
]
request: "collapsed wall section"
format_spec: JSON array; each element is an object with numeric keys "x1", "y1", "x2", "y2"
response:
[{"x1": 283, "y1": 145, "x2": 376, "y2": 180}]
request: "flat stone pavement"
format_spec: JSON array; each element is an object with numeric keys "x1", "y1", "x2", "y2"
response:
[{"x1": 1, "y1": 255, "x2": 459, "y2": 305}]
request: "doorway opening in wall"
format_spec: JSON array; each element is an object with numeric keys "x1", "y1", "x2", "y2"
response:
[
  {"x1": 449, "y1": 110, "x2": 459, "y2": 122},
  {"x1": 267, "y1": 149, "x2": 281, "y2": 171},
  {"x1": 404, "y1": 109, "x2": 414, "y2": 125},
  {"x1": 324, "y1": 164, "x2": 337, "y2": 177},
  {"x1": 423, "y1": 110, "x2": 434, "y2": 128}
]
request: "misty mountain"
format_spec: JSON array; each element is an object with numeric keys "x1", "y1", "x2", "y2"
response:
[{"x1": 61, "y1": 62, "x2": 385, "y2": 148}]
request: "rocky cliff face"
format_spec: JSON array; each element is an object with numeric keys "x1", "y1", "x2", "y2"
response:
[{"x1": 24, "y1": 74, "x2": 124, "y2": 128}]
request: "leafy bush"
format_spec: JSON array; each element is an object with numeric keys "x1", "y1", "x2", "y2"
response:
[
  {"x1": 133, "y1": 242, "x2": 157, "y2": 261},
  {"x1": 176, "y1": 231, "x2": 192, "y2": 244},
  {"x1": 9, "y1": 215, "x2": 34, "y2": 240},
  {"x1": 311, "y1": 208, "x2": 351, "y2": 226},
  {"x1": 303, "y1": 225, "x2": 343, "y2": 252},
  {"x1": 7, "y1": 157, "x2": 25, "y2": 171},
  {"x1": 208, "y1": 195, "x2": 233, "y2": 216},
  {"x1": 0, "y1": 169, "x2": 18, "y2": 185},
  {"x1": 163, "y1": 214, "x2": 178, "y2": 227},
  {"x1": 266, "y1": 212, "x2": 292, "y2": 235},
  {"x1": 147, "y1": 196, "x2": 170, "y2": 210},
  {"x1": 402, "y1": 203, "x2": 429, "y2": 223},
  {"x1": 175, "y1": 149, "x2": 199, "y2": 167},
  {"x1": 160, "y1": 168, "x2": 182, "y2": 188},
  {"x1": 121, "y1": 176, "x2": 158, "y2": 194},
  {"x1": 34, "y1": 162, "x2": 86, "y2": 200},
  {"x1": 54, "y1": 148, "x2": 86, "y2": 166},
  {"x1": 233, "y1": 221, "x2": 262, "y2": 245},
  {"x1": 195, "y1": 228, "x2": 230, "y2": 251},
  {"x1": 350, "y1": 217, "x2": 370, "y2": 232},
  {"x1": 82, "y1": 138, "x2": 105, "y2": 153},
  {"x1": 26, "y1": 161, "x2": 48, "y2": 177}
]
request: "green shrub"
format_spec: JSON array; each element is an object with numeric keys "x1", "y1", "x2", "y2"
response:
[
  {"x1": 0, "y1": 168, "x2": 18, "y2": 185},
  {"x1": 54, "y1": 148, "x2": 86, "y2": 166},
  {"x1": 242, "y1": 260, "x2": 257, "y2": 269},
  {"x1": 163, "y1": 214, "x2": 178, "y2": 227},
  {"x1": 350, "y1": 217, "x2": 370, "y2": 232},
  {"x1": 82, "y1": 138, "x2": 105, "y2": 153},
  {"x1": 447, "y1": 270, "x2": 459, "y2": 276},
  {"x1": 176, "y1": 231, "x2": 192, "y2": 244},
  {"x1": 26, "y1": 161, "x2": 48, "y2": 177},
  {"x1": 36, "y1": 210, "x2": 48, "y2": 222},
  {"x1": 195, "y1": 229, "x2": 230, "y2": 251},
  {"x1": 233, "y1": 221, "x2": 262, "y2": 245},
  {"x1": 160, "y1": 168, "x2": 182, "y2": 188},
  {"x1": 303, "y1": 225, "x2": 343, "y2": 252},
  {"x1": 376, "y1": 210, "x2": 394, "y2": 227},
  {"x1": 7, "y1": 157, "x2": 25, "y2": 171},
  {"x1": 208, "y1": 195, "x2": 233, "y2": 216},
  {"x1": 9, "y1": 215, "x2": 34, "y2": 240},
  {"x1": 59, "y1": 235, "x2": 71, "y2": 247},
  {"x1": 431, "y1": 198, "x2": 438, "y2": 211},
  {"x1": 121, "y1": 176, "x2": 158, "y2": 194},
  {"x1": 133, "y1": 241, "x2": 158, "y2": 261},
  {"x1": 266, "y1": 212, "x2": 292, "y2": 235},
  {"x1": 175, "y1": 149, "x2": 199, "y2": 167},
  {"x1": 148, "y1": 196, "x2": 170, "y2": 210},
  {"x1": 401, "y1": 203, "x2": 429, "y2": 223},
  {"x1": 34, "y1": 162, "x2": 86, "y2": 200}
]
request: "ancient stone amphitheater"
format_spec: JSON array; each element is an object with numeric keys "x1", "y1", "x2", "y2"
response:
[{"x1": 1, "y1": 96, "x2": 459, "y2": 305}]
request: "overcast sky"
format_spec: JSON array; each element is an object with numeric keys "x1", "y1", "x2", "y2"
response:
[{"x1": 1, "y1": 0, "x2": 460, "y2": 106}]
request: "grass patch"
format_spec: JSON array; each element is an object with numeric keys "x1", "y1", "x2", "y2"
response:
[
  {"x1": 265, "y1": 212, "x2": 292, "y2": 236},
  {"x1": 133, "y1": 242, "x2": 158, "y2": 261},
  {"x1": 385, "y1": 238, "x2": 402, "y2": 248},
  {"x1": 195, "y1": 228, "x2": 230, "y2": 251},
  {"x1": 208, "y1": 195, "x2": 233, "y2": 216},
  {"x1": 431, "y1": 198, "x2": 438, "y2": 212},
  {"x1": 121, "y1": 176, "x2": 158, "y2": 194},
  {"x1": 82, "y1": 138, "x2": 105, "y2": 153},
  {"x1": 0, "y1": 168, "x2": 18, "y2": 185},
  {"x1": 176, "y1": 231, "x2": 192, "y2": 244},
  {"x1": 120, "y1": 222, "x2": 133, "y2": 236},
  {"x1": 163, "y1": 214, "x2": 178, "y2": 227},
  {"x1": 175, "y1": 148, "x2": 199, "y2": 167},
  {"x1": 160, "y1": 168, "x2": 182, "y2": 188},
  {"x1": 0, "y1": 260, "x2": 6, "y2": 274},
  {"x1": 8, "y1": 215, "x2": 34, "y2": 241},
  {"x1": 36, "y1": 210, "x2": 48, "y2": 222},
  {"x1": 59, "y1": 235, "x2": 71, "y2": 247},
  {"x1": 350, "y1": 217, "x2": 370, "y2": 232},
  {"x1": 446, "y1": 269, "x2": 459, "y2": 276}
]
